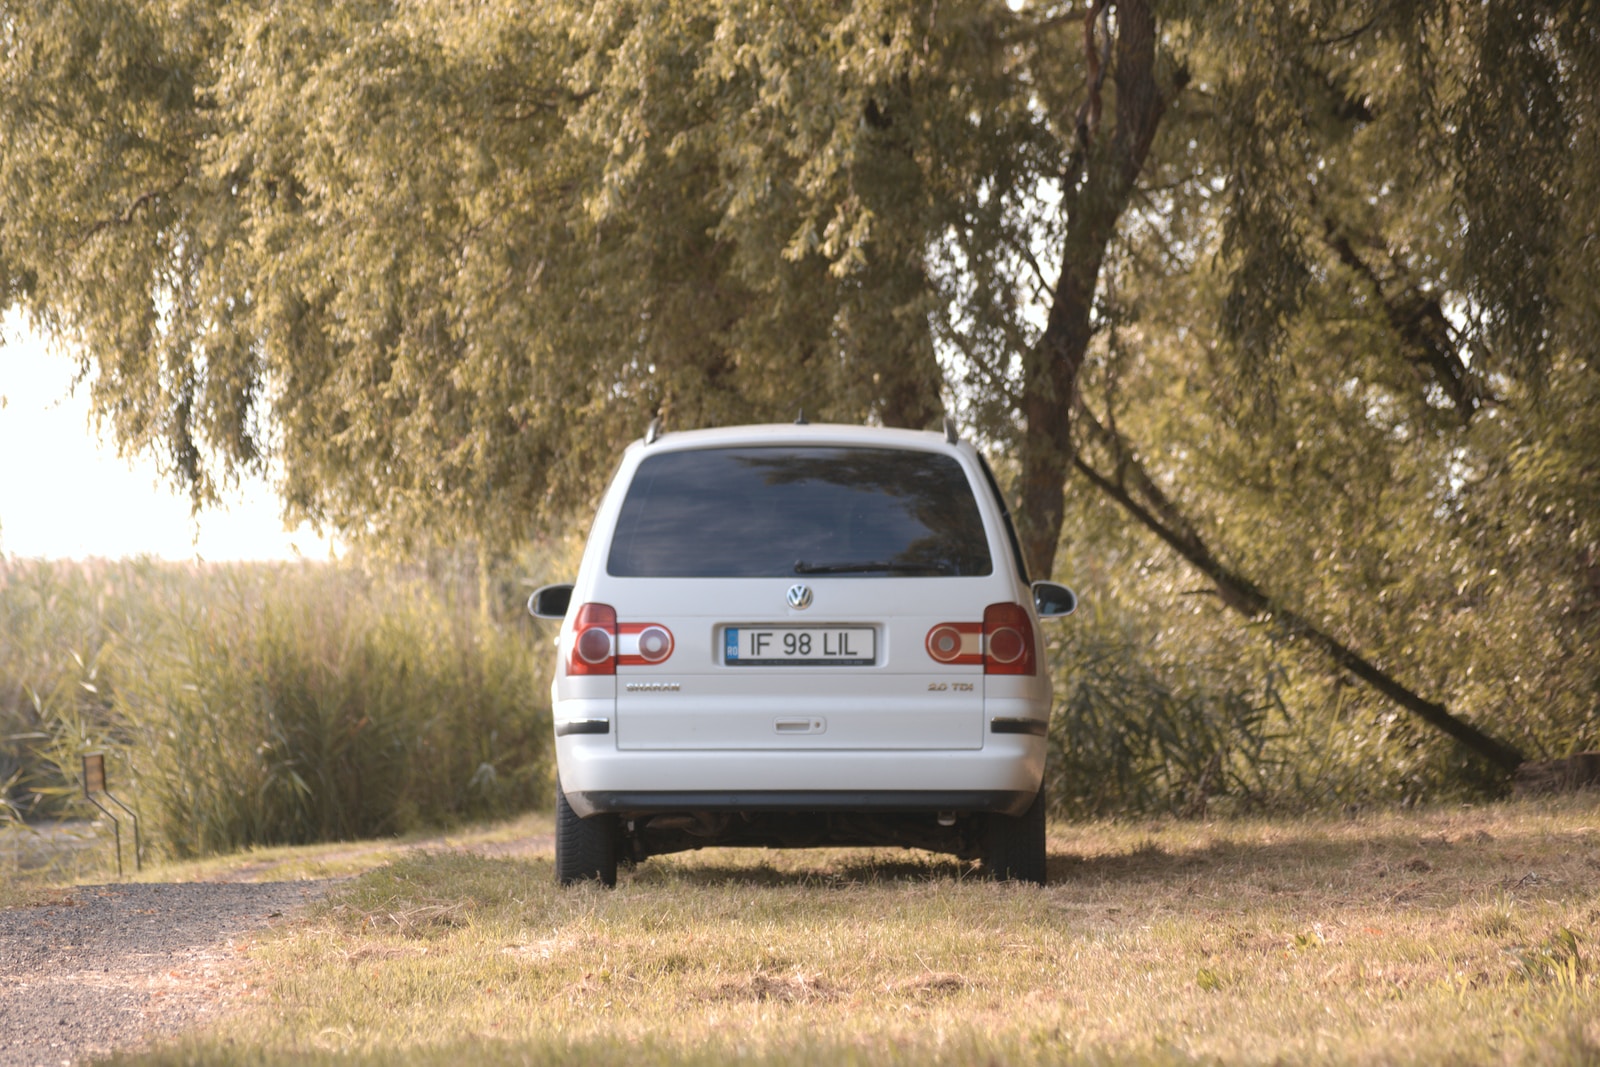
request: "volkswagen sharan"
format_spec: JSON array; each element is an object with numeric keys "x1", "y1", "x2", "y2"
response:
[{"x1": 528, "y1": 420, "x2": 1076, "y2": 885}]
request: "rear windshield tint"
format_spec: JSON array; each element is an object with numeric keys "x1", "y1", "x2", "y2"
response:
[{"x1": 607, "y1": 446, "x2": 994, "y2": 578}]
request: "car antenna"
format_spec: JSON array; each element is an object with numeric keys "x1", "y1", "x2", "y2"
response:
[
  {"x1": 645, "y1": 416, "x2": 662, "y2": 445},
  {"x1": 795, "y1": 409, "x2": 808, "y2": 425},
  {"x1": 943, "y1": 415, "x2": 959, "y2": 444}
]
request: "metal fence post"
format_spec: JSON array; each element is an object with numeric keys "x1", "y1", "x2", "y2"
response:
[{"x1": 82, "y1": 754, "x2": 140, "y2": 876}]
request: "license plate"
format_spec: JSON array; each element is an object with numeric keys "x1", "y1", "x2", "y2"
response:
[{"x1": 723, "y1": 627, "x2": 876, "y2": 666}]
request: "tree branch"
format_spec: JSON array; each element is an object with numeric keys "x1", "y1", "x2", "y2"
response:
[
  {"x1": 74, "y1": 176, "x2": 188, "y2": 250},
  {"x1": 1017, "y1": 0, "x2": 1179, "y2": 577},
  {"x1": 1071, "y1": 405, "x2": 1527, "y2": 774},
  {"x1": 940, "y1": 326, "x2": 1019, "y2": 408},
  {"x1": 1073, "y1": 0, "x2": 1112, "y2": 153},
  {"x1": 1318, "y1": 214, "x2": 1485, "y2": 424}
]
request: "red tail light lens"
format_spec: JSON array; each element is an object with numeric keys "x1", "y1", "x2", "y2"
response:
[
  {"x1": 925, "y1": 622, "x2": 982, "y2": 665},
  {"x1": 620, "y1": 623, "x2": 675, "y2": 665},
  {"x1": 983, "y1": 602, "x2": 1036, "y2": 676},
  {"x1": 568, "y1": 603, "x2": 618, "y2": 676},
  {"x1": 927, "y1": 625, "x2": 963, "y2": 662}
]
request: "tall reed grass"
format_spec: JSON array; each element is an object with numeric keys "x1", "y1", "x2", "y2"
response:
[{"x1": 1, "y1": 555, "x2": 553, "y2": 859}]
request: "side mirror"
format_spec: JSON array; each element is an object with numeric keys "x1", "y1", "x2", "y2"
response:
[
  {"x1": 527, "y1": 583, "x2": 574, "y2": 620},
  {"x1": 1032, "y1": 581, "x2": 1077, "y2": 618}
]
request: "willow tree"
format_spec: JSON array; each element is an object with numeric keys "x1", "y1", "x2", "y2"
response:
[
  {"x1": 0, "y1": 0, "x2": 953, "y2": 546},
  {"x1": 3, "y1": 0, "x2": 1596, "y2": 780}
]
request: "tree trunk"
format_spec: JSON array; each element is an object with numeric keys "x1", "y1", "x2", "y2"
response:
[
  {"x1": 1017, "y1": 0, "x2": 1175, "y2": 579},
  {"x1": 1006, "y1": 1, "x2": 1526, "y2": 776}
]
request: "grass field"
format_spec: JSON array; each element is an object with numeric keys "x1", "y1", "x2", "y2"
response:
[{"x1": 100, "y1": 797, "x2": 1600, "y2": 1066}]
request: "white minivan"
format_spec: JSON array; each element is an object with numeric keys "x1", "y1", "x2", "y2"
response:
[{"x1": 529, "y1": 421, "x2": 1076, "y2": 885}]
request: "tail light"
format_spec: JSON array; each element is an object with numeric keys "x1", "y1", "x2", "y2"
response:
[
  {"x1": 983, "y1": 602, "x2": 1037, "y2": 676},
  {"x1": 568, "y1": 603, "x2": 617, "y2": 676},
  {"x1": 620, "y1": 623, "x2": 675, "y2": 666},
  {"x1": 925, "y1": 622, "x2": 982, "y2": 665}
]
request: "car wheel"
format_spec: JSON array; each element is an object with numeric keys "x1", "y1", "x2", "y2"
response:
[
  {"x1": 555, "y1": 781, "x2": 618, "y2": 887},
  {"x1": 981, "y1": 781, "x2": 1047, "y2": 885}
]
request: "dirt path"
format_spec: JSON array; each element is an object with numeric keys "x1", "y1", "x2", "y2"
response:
[
  {"x1": 0, "y1": 830, "x2": 554, "y2": 1067},
  {"x1": 199, "y1": 832, "x2": 555, "y2": 884},
  {"x1": 0, "y1": 880, "x2": 329, "y2": 1067}
]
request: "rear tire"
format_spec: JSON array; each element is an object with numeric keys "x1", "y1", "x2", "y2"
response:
[
  {"x1": 555, "y1": 781, "x2": 618, "y2": 887},
  {"x1": 981, "y1": 781, "x2": 1047, "y2": 885}
]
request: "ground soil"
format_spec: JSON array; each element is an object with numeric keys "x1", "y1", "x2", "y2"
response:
[
  {"x1": 0, "y1": 880, "x2": 329, "y2": 1067},
  {"x1": 0, "y1": 831, "x2": 554, "y2": 1067}
]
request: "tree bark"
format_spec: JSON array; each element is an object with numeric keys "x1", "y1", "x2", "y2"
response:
[{"x1": 1016, "y1": 0, "x2": 1176, "y2": 579}]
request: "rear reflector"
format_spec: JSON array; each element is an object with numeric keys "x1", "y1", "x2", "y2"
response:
[
  {"x1": 568, "y1": 603, "x2": 618, "y2": 675},
  {"x1": 983, "y1": 602, "x2": 1037, "y2": 676}
]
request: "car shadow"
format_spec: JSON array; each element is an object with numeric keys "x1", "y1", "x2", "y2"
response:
[
  {"x1": 1042, "y1": 823, "x2": 1570, "y2": 901},
  {"x1": 614, "y1": 819, "x2": 1573, "y2": 897},
  {"x1": 626, "y1": 849, "x2": 976, "y2": 887}
]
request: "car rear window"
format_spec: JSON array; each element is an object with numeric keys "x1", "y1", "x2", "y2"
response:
[{"x1": 607, "y1": 446, "x2": 994, "y2": 578}]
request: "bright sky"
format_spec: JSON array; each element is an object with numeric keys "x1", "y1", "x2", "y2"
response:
[{"x1": 0, "y1": 315, "x2": 338, "y2": 561}]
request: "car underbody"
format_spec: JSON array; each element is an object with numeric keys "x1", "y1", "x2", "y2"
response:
[{"x1": 616, "y1": 808, "x2": 988, "y2": 862}]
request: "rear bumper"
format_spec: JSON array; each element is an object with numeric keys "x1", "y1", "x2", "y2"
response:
[{"x1": 556, "y1": 731, "x2": 1046, "y2": 818}]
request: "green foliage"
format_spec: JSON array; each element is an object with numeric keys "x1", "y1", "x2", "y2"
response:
[
  {"x1": 0, "y1": 0, "x2": 981, "y2": 550},
  {"x1": 0, "y1": 558, "x2": 122, "y2": 822},
  {"x1": 1048, "y1": 0, "x2": 1600, "y2": 790},
  {"x1": 1045, "y1": 597, "x2": 1292, "y2": 818},
  {"x1": 1511, "y1": 927, "x2": 1586, "y2": 990},
  {"x1": 1041, "y1": 515, "x2": 1509, "y2": 817},
  {"x1": 0, "y1": 557, "x2": 552, "y2": 857}
]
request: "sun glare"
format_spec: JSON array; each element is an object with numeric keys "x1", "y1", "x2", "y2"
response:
[{"x1": 0, "y1": 316, "x2": 336, "y2": 562}]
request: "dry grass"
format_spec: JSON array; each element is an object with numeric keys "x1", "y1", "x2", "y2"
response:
[
  {"x1": 101, "y1": 796, "x2": 1600, "y2": 1066},
  {"x1": 0, "y1": 811, "x2": 554, "y2": 901},
  {"x1": 137, "y1": 811, "x2": 555, "y2": 885}
]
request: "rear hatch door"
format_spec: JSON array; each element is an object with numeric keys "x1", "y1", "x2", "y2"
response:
[{"x1": 598, "y1": 442, "x2": 1001, "y2": 752}]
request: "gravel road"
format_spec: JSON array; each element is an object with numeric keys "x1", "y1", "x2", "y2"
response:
[{"x1": 0, "y1": 880, "x2": 332, "y2": 1067}]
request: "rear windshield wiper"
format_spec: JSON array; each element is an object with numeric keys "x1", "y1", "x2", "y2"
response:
[{"x1": 793, "y1": 559, "x2": 951, "y2": 575}]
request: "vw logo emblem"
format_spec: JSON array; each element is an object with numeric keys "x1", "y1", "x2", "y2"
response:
[{"x1": 786, "y1": 583, "x2": 813, "y2": 610}]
